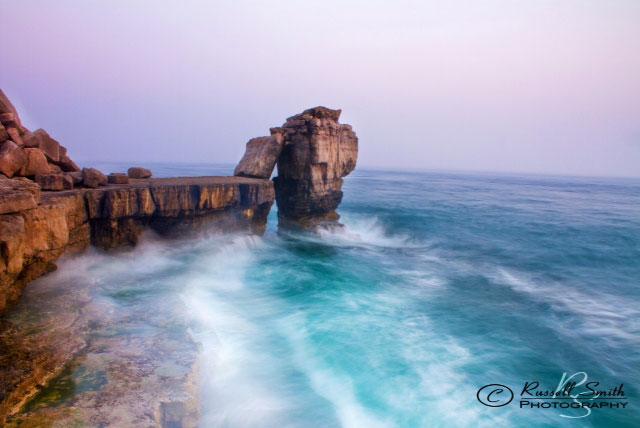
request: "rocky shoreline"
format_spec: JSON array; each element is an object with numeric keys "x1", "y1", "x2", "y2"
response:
[
  {"x1": 0, "y1": 176, "x2": 275, "y2": 315},
  {"x1": 1, "y1": 247, "x2": 202, "y2": 427},
  {"x1": 0, "y1": 90, "x2": 358, "y2": 426}
]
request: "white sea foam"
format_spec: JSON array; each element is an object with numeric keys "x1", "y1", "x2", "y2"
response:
[
  {"x1": 316, "y1": 216, "x2": 416, "y2": 249},
  {"x1": 279, "y1": 312, "x2": 393, "y2": 428},
  {"x1": 496, "y1": 268, "x2": 640, "y2": 345},
  {"x1": 180, "y1": 234, "x2": 299, "y2": 428},
  {"x1": 184, "y1": 291, "x2": 291, "y2": 427},
  {"x1": 397, "y1": 316, "x2": 510, "y2": 428}
]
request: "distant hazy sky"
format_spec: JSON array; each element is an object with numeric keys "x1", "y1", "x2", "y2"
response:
[{"x1": 2, "y1": 0, "x2": 639, "y2": 177}]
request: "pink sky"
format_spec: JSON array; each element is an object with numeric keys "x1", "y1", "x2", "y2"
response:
[{"x1": 2, "y1": 0, "x2": 639, "y2": 177}]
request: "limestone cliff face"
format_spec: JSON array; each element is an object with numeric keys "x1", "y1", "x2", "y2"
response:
[
  {"x1": 273, "y1": 107, "x2": 358, "y2": 225},
  {"x1": 0, "y1": 176, "x2": 274, "y2": 314},
  {"x1": 234, "y1": 106, "x2": 358, "y2": 226}
]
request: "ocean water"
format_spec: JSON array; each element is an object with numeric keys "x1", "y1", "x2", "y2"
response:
[{"x1": 15, "y1": 164, "x2": 640, "y2": 427}]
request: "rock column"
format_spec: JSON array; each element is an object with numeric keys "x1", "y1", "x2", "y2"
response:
[
  {"x1": 272, "y1": 107, "x2": 358, "y2": 226},
  {"x1": 234, "y1": 106, "x2": 358, "y2": 226}
]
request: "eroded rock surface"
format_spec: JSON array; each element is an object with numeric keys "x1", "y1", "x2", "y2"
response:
[
  {"x1": 0, "y1": 141, "x2": 26, "y2": 178},
  {"x1": 82, "y1": 167, "x2": 107, "y2": 188},
  {"x1": 0, "y1": 176, "x2": 274, "y2": 315},
  {"x1": 234, "y1": 106, "x2": 358, "y2": 226},
  {"x1": 234, "y1": 135, "x2": 284, "y2": 179},
  {"x1": 127, "y1": 166, "x2": 152, "y2": 179},
  {"x1": 273, "y1": 107, "x2": 357, "y2": 225}
]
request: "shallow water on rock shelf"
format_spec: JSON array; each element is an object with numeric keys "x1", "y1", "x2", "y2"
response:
[{"x1": 4, "y1": 164, "x2": 640, "y2": 427}]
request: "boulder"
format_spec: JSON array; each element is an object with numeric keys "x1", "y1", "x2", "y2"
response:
[
  {"x1": 127, "y1": 167, "x2": 152, "y2": 179},
  {"x1": 49, "y1": 163, "x2": 63, "y2": 173},
  {"x1": 0, "y1": 176, "x2": 41, "y2": 214},
  {"x1": 37, "y1": 130, "x2": 59, "y2": 162},
  {"x1": 22, "y1": 129, "x2": 61, "y2": 161},
  {"x1": 35, "y1": 173, "x2": 73, "y2": 191},
  {"x1": 0, "y1": 141, "x2": 27, "y2": 178},
  {"x1": 19, "y1": 148, "x2": 50, "y2": 177},
  {"x1": 273, "y1": 106, "x2": 358, "y2": 225},
  {"x1": 0, "y1": 123, "x2": 7, "y2": 142},
  {"x1": 6, "y1": 127, "x2": 23, "y2": 147},
  {"x1": 64, "y1": 171, "x2": 83, "y2": 185},
  {"x1": 56, "y1": 154, "x2": 80, "y2": 172},
  {"x1": 22, "y1": 131, "x2": 39, "y2": 148},
  {"x1": 108, "y1": 173, "x2": 129, "y2": 184},
  {"x1": 0, "y1": 90, "x2": 22, "y2": 128},
  {"x1": 0, "y1": 112, "x2": 18, "y2": 127},
  {"x1": 82, "y1": 167, "x2": 107, "y2": 188},
  {"x1": 234, "y1": 136, "x2": 284, "y2": 179}
]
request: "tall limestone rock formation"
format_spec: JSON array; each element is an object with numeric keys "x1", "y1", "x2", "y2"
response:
[
  {"x1": 234, "y1": 106, "x2": 358, "y2": 226},
  {"x1": 274, "y1": 107, "x2": 358, "y2": 225}
]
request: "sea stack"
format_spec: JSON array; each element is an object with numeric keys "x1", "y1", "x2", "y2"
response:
[
  {"x1": 274, "y1": 107, "x2": 358, "y2": 226},
  {"x1": 234, "y1": 106, "x2": 358, "y2": 227}
]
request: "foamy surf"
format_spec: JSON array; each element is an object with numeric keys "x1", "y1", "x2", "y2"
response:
[
  {"x1": 315, "y1": 216, "x2": 417, "y2": 249},
  {"x1": 7, "y1": 169, "x2": 639, "y2": 427}
]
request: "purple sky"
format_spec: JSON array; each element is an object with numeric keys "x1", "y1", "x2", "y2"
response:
[{"x1": 2, "y1": 0, "x2": 639, "y2": 177}]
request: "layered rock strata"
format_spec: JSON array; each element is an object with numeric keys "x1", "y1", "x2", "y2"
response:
[
  {"x1": 273, "y1": 107, "x2": 357, "y2": 225},
  {"x1": 0, "y1": 175, "x2": 274, "y2": 314},
  {"x1": 234, "y1": 106, "x2": 358, "y2": 226}
]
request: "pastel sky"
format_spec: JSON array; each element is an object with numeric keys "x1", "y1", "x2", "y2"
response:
[{"x1": 2, "y1": 0, "x2": 639, "y2": 177}]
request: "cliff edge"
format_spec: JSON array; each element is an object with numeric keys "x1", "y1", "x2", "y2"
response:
[{"x1": 0, "y1": 175, "x2": 274, "y2": 314}]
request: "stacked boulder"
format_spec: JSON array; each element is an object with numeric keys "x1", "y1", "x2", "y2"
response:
[
  {"x1": 0, "y1": 90, "x2": 147, "y2": 191},
  {"x1": 0, "y1": 90, "x2": 82, "y2": 191},
  {"x1": 234, "y1": 106, "x2": 358, "y2": 226}
]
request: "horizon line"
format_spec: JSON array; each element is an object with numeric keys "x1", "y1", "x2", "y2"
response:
[{"x1": 75, "y1": 159, "x2": 640, "y2": 181}]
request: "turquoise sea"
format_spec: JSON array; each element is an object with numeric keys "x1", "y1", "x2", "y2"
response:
[{"x1": 19, "y1": 163, "x2": 640, "y2": 427}]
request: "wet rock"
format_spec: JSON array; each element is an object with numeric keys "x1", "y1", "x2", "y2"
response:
[
  {"x1": 0, "y1": 189, "x2": 88, "y2": 314},
  {"x1": 19, "y1": 148, "x2": 50, "y2": 177},
  {"x1": 35, "y1": 174, "x2": 73, "y2": 191},
  {"x1": 273, "y1": 106, "x2": 358, "y2": 225},
  {"x1": 127, "y1": 167, "x2": 152, "y2": 179},
  {"x1": 0, "y1": 141, "x2": 27, "y2": 178},
  {"x1": 234, "y1": 136, "x2": 284, "y2": 178},
  {"x1": 107, "y1": 173, "x2": 129, "y2": 184},
  {"x1": 82, "y1": 168, "x2": 107, "y2": 188}
]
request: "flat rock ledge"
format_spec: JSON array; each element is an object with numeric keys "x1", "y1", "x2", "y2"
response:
[{"x1": 0, "y1": 175, "x2": 275, "y2": 315}]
